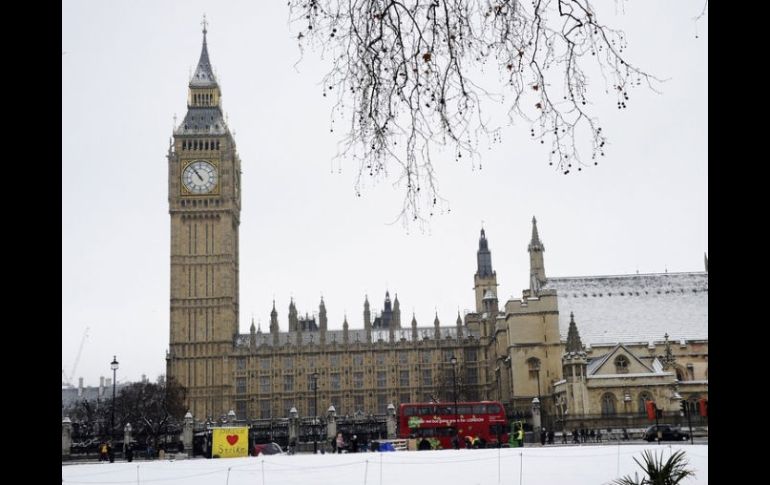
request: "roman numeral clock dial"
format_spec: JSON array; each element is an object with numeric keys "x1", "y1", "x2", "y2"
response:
[{"x1": 182, "y1": 160, "x2": 218, "y2": 195}]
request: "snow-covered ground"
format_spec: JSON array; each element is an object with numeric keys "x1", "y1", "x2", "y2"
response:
[{"x1": 62, "y1": 444, "x2": 708, "y2": 485}]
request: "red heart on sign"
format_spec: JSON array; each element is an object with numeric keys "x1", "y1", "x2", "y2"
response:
[{"x1": 226, "y1": 435, "x2": 239, "y2": 445}]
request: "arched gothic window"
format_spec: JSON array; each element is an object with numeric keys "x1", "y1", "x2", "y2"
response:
[
  {"x1": 601, "y1": 393, "x2": 617, "y2": 416},
  {"x1": 637, "y1": 392, "x2": 653, "y2": 414},
  {"x1": 614, "y1": 355, "x2": 629, "y2": 374}
]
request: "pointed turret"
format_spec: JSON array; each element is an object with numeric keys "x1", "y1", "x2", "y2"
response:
[
  {"x1": 434, "y1": 313, "x2": 441, "y2": 339},
  {"x1": 364, "y1": 296, "x2": 372, "y2": 343},
  {"x1": 270, "y1": 300, "x2": 279, "y2": 345},
  {"x1": 477, "y1": 228, "x2": 494, "y2": 277},
  {"x1": 411, "y1": 313, "x2": 418, "y2": 340},
  {"x1": 528, "y1": 216, "x2": 547, "y2": 294},
  {"x1": 319, "y1": 297, "x2": 327, "y2": 344},
  {"x1": 393, "y1": 294, "x2": 401, "y2": 328},
  {"x1": 386, "y1": 293, "x2": 396, "y2": 341},
  {"x1": 289, "y1": 299, "x2": 299, "y2": 333},
  {"x1": 565, "y1": 312, "x2": 584, "y2": 353},
  {"x1": 562, "y1": 312, "x2": 589, "y2": 415},
  {"x1": 473, "y1": 227, "x2": 499, "y2": 313},
  {"x1": 704, "y1": 252, "x2": 708, "y2": 272},
  {"x1": 456, "y1": 312, "x2": 464, "y2": 339},
  {"x1": 343, "y1": 315, "x2": 349, "y2": 344},
  {"x1": 249, "y1": 316, "x2": 257, "y2": 348},
  {"x1": 175, "y1": 18, "x2": 226, "y2": 136},
  {"x1": 190, "y1": 18, "x2": 218, "y2": 88}
]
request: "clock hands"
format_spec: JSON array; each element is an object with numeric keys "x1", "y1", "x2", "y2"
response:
[{"x1": 192, "y1": 167, "x2": 204, "y2": 182}]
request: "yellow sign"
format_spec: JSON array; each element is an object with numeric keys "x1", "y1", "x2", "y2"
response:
[{"x1": 212, "y1": 427, "x2": 248, "y2": 458}]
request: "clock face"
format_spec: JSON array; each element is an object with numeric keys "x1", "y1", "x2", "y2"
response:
[{"x1": 182, "y1": 160, "x2": 218, "y2": 194}]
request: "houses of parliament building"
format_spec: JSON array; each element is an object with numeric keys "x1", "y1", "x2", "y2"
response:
[{"x1": 166, "y1": 27, "x2": 708, "y2": 426}]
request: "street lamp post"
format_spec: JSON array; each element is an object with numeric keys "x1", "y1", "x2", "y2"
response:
[
  {"x1": 449, "y1": 355, "x2": 458, "y2": 438},
  {"x1": 311, "y1": 372, "x2": 319, "y2": 454},
  {"x1": 110, "y1": 356, "x2": 119, "y2": 439},
  {"x1": 533, "y1": 360, "x2": 543, "y2": 430}
]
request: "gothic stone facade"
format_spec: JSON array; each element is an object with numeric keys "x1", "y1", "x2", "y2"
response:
[{"x1": 166, "y1": 31, "x2": 708, "y2": 425}]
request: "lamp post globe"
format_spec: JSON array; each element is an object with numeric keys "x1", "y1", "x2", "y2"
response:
[{"x1": 110, "y1": 356, "x2": 119, "y2": 439}]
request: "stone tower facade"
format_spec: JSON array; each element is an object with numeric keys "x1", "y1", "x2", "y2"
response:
[{"x1": 166, "y1": 24, "x2": 242, "y2": 419}]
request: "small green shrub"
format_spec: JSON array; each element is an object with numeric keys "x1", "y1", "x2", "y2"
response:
[{"x1": 612, "y1": 449, "x2": 695, "y2": 485}]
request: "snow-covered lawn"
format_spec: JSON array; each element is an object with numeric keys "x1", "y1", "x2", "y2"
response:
[{"x1": 62, "y1": 444, "x2": 707, "y2": 485}]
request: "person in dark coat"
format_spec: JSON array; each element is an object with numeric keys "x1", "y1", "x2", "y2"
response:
[
  {"x1": 107, "y1": 442, "x2": 115, "y2": 463},
  {"x1": 125, "y1": 443, "x2": 134, "y2": 463},
  {"x1": 418, "y1": 438, "x2": 431, "y2": 451},
  {"x1": 540, "y1": 429, "x2": 546, "y2": 446}
]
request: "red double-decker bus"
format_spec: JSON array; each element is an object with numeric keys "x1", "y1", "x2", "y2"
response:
[{"x1": 398, "y1": 401, "x2": 509, "y2": 449}]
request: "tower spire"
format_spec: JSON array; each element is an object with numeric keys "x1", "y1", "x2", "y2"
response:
[
  {"x1": 565, "y1": 312, "x2": 584, "y2": 353},
  {"x1": 364, "y1": 295, "x2": 372, "y2": 342},
  {"x1": 476, "y1": 227, "x2": 494, "y2": 277},
  {"x1": 529, "y1": 216, "x2": 543, "y2": 250},
  {"x1": 190, "y1": 16, "x2": 217, "y2": 87},
  {"x1": 528, "y1": 216, "x2": 546, "y2": 293}
]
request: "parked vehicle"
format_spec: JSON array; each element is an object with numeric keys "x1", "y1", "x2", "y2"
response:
[
  {"x1": 643, "y1": 425, "x2": 689, "y2": 442},
  {"x1": 252, "y1": 442, "x2": 283, "y2": 456}
]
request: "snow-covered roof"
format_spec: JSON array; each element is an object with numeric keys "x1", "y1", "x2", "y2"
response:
[{"x1": 543, "y1": 271, "x2": 707, "y2": 345}]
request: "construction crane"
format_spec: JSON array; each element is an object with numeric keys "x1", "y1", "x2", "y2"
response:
[{"x1": 62, "y1": 326, "x2": 89, "y2": 387}]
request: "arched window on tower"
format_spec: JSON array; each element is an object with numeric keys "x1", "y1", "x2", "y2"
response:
[
  {"x1": 614, "y1": 355, "x2": 629, "y2": 374},
  {"x1": 527, "y1": 357, "x2": 541, "y2": 380},
  {"x1": 601, "y1": 393, "x2": 617, "y2": 416},
  {"x1": 637, "y1": 391, "x2": 652, "y2": 414}
]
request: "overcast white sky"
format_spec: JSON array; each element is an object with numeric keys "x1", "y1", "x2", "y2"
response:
[{"x1": 62, "y1": 1, "x2": 708, "y2": 387}]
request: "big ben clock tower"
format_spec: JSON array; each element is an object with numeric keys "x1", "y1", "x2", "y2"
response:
[{"x1": 167, "y1": 21, "x2": 241, "y2": 419}]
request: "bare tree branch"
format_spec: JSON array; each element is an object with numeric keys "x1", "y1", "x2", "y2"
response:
[{"x1": 289, "y1": 0, "x2": 670, "y2": 225}]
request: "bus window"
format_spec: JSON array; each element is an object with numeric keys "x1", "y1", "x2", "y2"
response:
[
  {"x1": 472, "y1": 404, "x2": 486, "y2": 414},
  {"x1": 487, "y1": 404, "x2": 501, "y2": 414},
  {"x1": 404, "y1": 407, "x2": 417, "y2": 416},
  {"x1": 489, "y1": 424, "x2": 507, "y2": 435},
  {"x1": 418, "y1": 406, "x2": 434, "y2": 415},
  {"x1": 457, "y1": 405, "x2": 472, "y2": 414}
]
